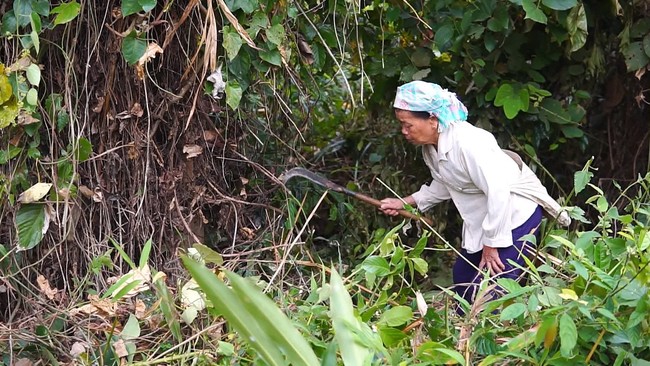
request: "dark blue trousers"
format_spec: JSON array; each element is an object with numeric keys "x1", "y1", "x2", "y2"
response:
[{"x1": 452, "y1": 205, "x2": 543, "y2": 308}]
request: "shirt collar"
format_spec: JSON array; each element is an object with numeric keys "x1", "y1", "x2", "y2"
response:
[{"x1": 436, "y1": 125, "x2": 453, "y2": 159}]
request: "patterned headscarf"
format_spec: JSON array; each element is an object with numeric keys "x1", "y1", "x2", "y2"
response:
[{"x1": 393, "y1": 81, "x2": 468, "y2": 130}]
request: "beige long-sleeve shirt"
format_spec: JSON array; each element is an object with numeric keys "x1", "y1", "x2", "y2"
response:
[{"x1": 411, "y1": 122, "x2": 570, "y2": 254}]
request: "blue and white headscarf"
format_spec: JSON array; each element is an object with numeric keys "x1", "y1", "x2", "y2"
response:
[{"x1": 393, "y1": 81, "x2": 468, "y2": 130}]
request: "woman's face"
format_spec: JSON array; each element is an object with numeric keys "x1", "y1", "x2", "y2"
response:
[{"x1": 395, "y1": 109, "x2": 439, "y2": 145}]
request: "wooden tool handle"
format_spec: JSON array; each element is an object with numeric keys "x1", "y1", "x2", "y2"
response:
[{"x1": 352, "y1": 191, "x2": 433, "y2": 226}]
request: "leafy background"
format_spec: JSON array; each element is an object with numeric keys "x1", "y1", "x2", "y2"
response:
[{"x1": 0, "y1": 0, "x2": 649, "y2": 364}]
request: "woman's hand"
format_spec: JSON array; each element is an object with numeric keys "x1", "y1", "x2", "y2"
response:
[
  {"x1": 479, "y1": 246, "x2": 505, "y2": 275},
  {"x1": 379, "y1": 198, "x2": 405, "y2": 216}
]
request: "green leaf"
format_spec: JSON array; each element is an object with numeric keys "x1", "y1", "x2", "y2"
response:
[
  {"x1": 378, "y1": 306, "x2": 413, "y2": 326},
  {"x1": 16, "y1": 203, "x2": 46, "y2": 250},
  {"x1": 542, "y1": 0, "x2": 577, "y2": 10},
  {"x1": 362, "y1": 256, "x2": 390, "y2": 276},
  {"x1": 259, "y1": 47, "x2": 282, "y2": 66},
  {"x1": 410, "y1": 257, "x2": 428, "y2": 275},
  {"x1": 225, "y1": 81, "x2": 243, "y2": 110},
  {"x1": 31, "y1": 12, "x2": 42, "y2": 33},
  {"x1": 561, "y1": 125, "x2": 584, "y2": 138},
  {"x1": 434, "y1": 24, "x2": 454, "y2": 50},
  {"x1": 139, "y1": 0, "x2": 157, "y2": 13},
  {"x1": 25, "y1": 64, "x2": 41, "y2": 86},
  {"x1": 378, "y1": 326, "x2": 408, "y2": 347},
  {"x1": 501, "y1": 303, "x2": 526, "y2": 321},
  {"x1": 417, "y1": 342, "x2": 466, "y2": 365},
  {"x1": 266, "y1": 24, "x2": 285, "y2": 46},
  {"x1": 122, "y1": 0, "x2": 142, "y2": 16},
  {"x1": 522, "y1": 0, "x2": 547, "y2": 24},
  {"x1": 2, "y1": 11, "x2": 19, "y2": 34},
  {"x1": 644, "y1": 34, "x2": 650, "y2": 58},
  {"x1": 153, "y1": 275, "x2": 182, "y2": 341},
  {"x1": 567, "y1": 5, "x2": 587, "y2": 52},
  {"x1": 13, "y1": 0, "x2": 33, "y2": 27},
  {"x1": 623, "y1": 42, "x2": 650, "y2": 72},
  {"x1": 574, "y1": 170, "x2": 593, "y2": 194},
  {"x1": 540, "y1": 98, "x2": 572, "y2": 124},
  {"x1": 248, "y1": 12, "x2": 269, "y2": 38},
  {"x1": 494, "y1": 83, "x2": 525, "y2": 119},
  {"x1": 330, "y1": 267, "x2": 371, "y2": 366},
  {"x1": 121, "y1": 314, "x2": 141, "y2": 340},
  {"x1": 121, "y1": 32, "x2": 147, "y2": 65},
  {"x1": 51, "y1": 1, "x2": 80, "y2": 25},
  {"x1": 182, "y1": 256, "x2": 320, "y2": 366},
  {"x1": 26, "y1": 88, "x2": 38, "y2": 106},
  {"x1": 33, "y1": 0, "x2": 50, "y2": 16},
  {"x1": 138, "y1": 238, "x2": 152, "y2": 268},
  {"x1": 559, "y1": 313, "x2": 577, "y2": 357},
  {"x1": 74, "y1": 137, "x2": 93, "y2": 162},
  {"x1": 30, "y1": 30, "x2": 40, "y2": 53},
  {"x1": 0, "y1": 74, "x2": 13, "y2": 105},
  {"x1": 0, "y1": 97, "x2": 20, "y2": 129},
  {"x1": 627, "y1": 296, "x2": 648, "y2": 328},
  {"x1": 192, "y1": 243, "x2": 224, "y2": 265},
  {"x1": 223, "y1": 27, "x2": 243, "y2": 60}
]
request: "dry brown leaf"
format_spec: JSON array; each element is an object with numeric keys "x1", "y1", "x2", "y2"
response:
[
  {"x1": 112, "y1": 339, "x2": 129, "y2": 358},
  {"x1": 183, "y1": 144, "x2": 203, "y2": 159},
  {"x1": 297, "y1": 34, "x2": 314, "y2": 65},
  {"x1": 14, "y1": 358, "x2": 33, "y2": 366},
  {"x1": 17, "y1": 111, "x2": 40, "y2": 125},
  {"x1": 92, "y1": 188, "x2": 104, "y2": 202},
  {"x1": 130, "y1": 103, "x2": 144, "y2": 117},
  {"x1": 18, "y1": 182, "x2": 52, "y2": 203},
  {"x1": 92, "y1": 96, "x2": 104, "y2": 113},
  {"x1": 89, "y1": 294, "x2": 117, "y2": 316},
  {"x1": 36, "y1": 275, "x2": 58, "y2": 300},
  {"x1": 70, "y1": 341, "x2": 86, "y2": 358},
  {"x1": 203, "y1": 130, "x2": 219, "y2": 142},
  {"x1": 635, "y1": 66, "x2": 647, "y2": 80},
  {"x1": 241, "y1": 227, "x2": 255, "y2": 240},
  {"x1": 79, "y1": 185, "x2": 94, "y2": 198},
  {"x1": 134, "y1": 298, "x2": 147, "y2": 319},
  {"x1": 216, "y1": 0, "x2": 259, "y2": 49},
  {"x1": 240, "y1": 177, "x2": 249, "y2": 185},
  {"x1": 138, "y1": 42, "x2": 163, "y2": 66}
]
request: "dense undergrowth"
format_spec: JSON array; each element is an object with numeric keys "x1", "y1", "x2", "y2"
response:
[{"x1": 1, "y1": 0, "x2": 650, "y2": 364}]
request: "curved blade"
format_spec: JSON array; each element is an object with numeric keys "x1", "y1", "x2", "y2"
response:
[{"x1": 280, "y1": 167, "x2": 343, "y2": 192}]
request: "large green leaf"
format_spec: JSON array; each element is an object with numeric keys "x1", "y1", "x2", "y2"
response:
[
  {"x1": 13, "y1": 0, "x2": 32, "y2": 27},
  {"x1": 122, "y1": 0, "x2": 142, "y2": 16},
  {"x1": 182, "y1": 256, "x2": 319, "y2": 366},
  {"x1": 574, "y1": 170, "x2": 593, "y2": 194},
  {"x1": 378, "y1": 306, "x2": 412, "y2": 327},
  {"x1": 266, "y1": 24, "x2": 285, "y2": 46},
  {"x1": 139, "y1": 0, "x2": 157, "y2": 13},
  {"x1": 623, "y1": 42, "x2": 650, "y2": 72},
  {"x1": 522, "y1": 0, "x2": 547, "y2": 24},
  {"x1": 32, "y1": 0, "x2": 50, "y2": 16},
  {"x1": 225, "y1": 81, "x2": 243, "y2": 110},
  {"x1": 51, "y1": 1, "x2": 80, "y2": 25},
  {"x1": 259, "y1": 47, "x2": 282, "y2": 66},
  {"x1": 0, "y1": 97, "x2": 20, "y2": 128},
  {"x1": 494, "y1": 83, "x2": 528, "y2": 119},
  {"x1": 2, "y1": 11, "x2": 19, "y2": 34},
  {"x1": 74, "y1": 137, "x2": 93, "y2": 162},
  {"x1": 122, "y1": 32, "x2": 147, "y2": 65},
  {"x1": 542, "y1": 0, "x2": 576, "y2": 10},
  {"x1": 361, "y1": 256, "x2": 390, "y2": 276},
  {"x1": 16, "y1": 203, "x2": 46, "y2": 250},
  {"x1": 500, "y1": 303, "x2": 526, "y2": 321},
  {"x1": 0, "y1": 74, "x2": 13, "y2": 105},
  {"x1": 330, "y1": 268, "x2": 371, "y2": 366},
  {"x1": 567, "y1": 5, "x2": 587, "y2": 52},
  {"x1": 223, "y1": 27, "x2": 243, "y2": 60},
  {"x1": 559, "y1": 313, "x2": 577, "y2": 357}
]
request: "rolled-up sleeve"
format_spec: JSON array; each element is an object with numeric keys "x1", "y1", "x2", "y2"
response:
[
  {"x1": 459, "y1": 142, "x2": 513, "y2": 248},
  {"x1": 412, "y1": 180, "x2": 451, "y2": 212}
]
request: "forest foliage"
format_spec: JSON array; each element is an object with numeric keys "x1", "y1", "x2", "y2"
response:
[{"x1": 0, "y1": 0, "x2": 649, "y2": 364}]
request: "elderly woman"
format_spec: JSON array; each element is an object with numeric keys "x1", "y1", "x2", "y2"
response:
[{"x1": 379, "y1": 81, "x2": 570, "y2": 308}]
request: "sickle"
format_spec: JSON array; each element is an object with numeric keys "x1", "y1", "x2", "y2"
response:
[{"x1": 280, "y1": 167, "x2": 433, "y2": 225}]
